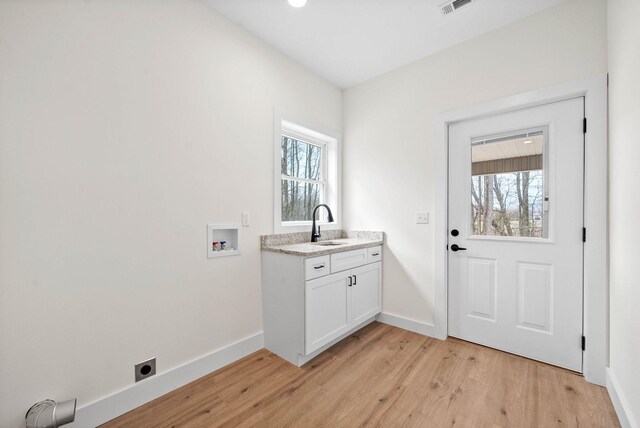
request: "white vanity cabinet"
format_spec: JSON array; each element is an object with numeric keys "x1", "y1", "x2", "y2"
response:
[
  {"x1": 305, "y1": 260, "x2": 381, "y2": 354},
  {"x1": 261, "y1": 245, "x2": 382, "y2": 366}
]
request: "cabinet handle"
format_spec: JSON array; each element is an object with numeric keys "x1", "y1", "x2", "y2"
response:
[
  {"x1": 313, "y1": 264, "x2": 325, "y2": 270},
  {"x1": 353, "y1": 275, "x2": 357, "y2": 285},
  {"x1": 348, "y1": 276, "x2": 353, "y2": 286},
  {"x1": 371, "y1": 252, "x2": 379, "y2": 256}
]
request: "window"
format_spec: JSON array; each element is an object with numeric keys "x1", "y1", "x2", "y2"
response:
[
  {"x1": 470, "y1": 128, "x2": 548, "y2": 239},
  {"x1": 281, "y1": 135, "x2": 324, "y2": 221},
  {"x1": 274, "y1": 114, "x2": 340, "y2": 233}
]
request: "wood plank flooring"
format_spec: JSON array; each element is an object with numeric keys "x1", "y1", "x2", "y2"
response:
[{"x1": 102, "y1": 322, "x2": 619, "y2": 427}]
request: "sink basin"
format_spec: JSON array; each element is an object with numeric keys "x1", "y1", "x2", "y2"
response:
[{"x1": 312, "y1": 241, "x2": 345, "y2": 246}]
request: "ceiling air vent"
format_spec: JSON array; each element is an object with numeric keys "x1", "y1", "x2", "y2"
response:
[{"x1": 440, "y1": 0, "x2": 474, "y2": 15}]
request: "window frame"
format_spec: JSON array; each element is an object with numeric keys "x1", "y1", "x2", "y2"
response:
[{"x1": 273, "y1": 111, "x2": 341, "y2": 234}]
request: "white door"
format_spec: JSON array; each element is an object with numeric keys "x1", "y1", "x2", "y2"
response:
[
  {"x1": 305, "y1": 271, "x2": 350, "y2": 354},
  {"x1": 448, "y1": 98, "x2": 584, "y2": 371},
  {"x1": 350, "y1": 262, "x2": 382, "y2": 326}
]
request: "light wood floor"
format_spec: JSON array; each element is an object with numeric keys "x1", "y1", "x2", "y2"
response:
[{"x1": 102, "y1": 322, "x2": 619, "y2": 427}]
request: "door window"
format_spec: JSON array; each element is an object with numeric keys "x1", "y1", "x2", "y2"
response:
[{"x1": 470, "y1": 129, "x2": 548, "y2": 238}]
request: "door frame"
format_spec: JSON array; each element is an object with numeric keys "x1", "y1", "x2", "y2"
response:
[{"x1": 434, "y1": 75, "x2": 608, "y2": 386}]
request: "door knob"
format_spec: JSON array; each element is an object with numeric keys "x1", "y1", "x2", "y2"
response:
[{"x1": 451, "y1": 244, "x2": 467, "y2": 252}]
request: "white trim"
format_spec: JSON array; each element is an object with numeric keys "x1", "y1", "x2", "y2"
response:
[
  {"x1": 69, "y1": 332, "x2": 264, "y2": 428},
  {"x1": 273, "y1": 109, "x2": 342, "y2": 234},
  {"x1": 376, "y1": 312, "x2": 436, "y2": 337},
  {"x1": 606, "y1": 367, "x2": 639, "y2": 428},
  {"x1": 434, "y1": 75, "x2": 608, "y2": 385}
]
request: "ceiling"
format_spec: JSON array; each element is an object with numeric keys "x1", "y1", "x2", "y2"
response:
[
  {"x1": 472, "y1": 135, "x2": 544, "y2": 162},
  {"x1": 203, "y1": 0, "x2": 568, "y2": 89}
]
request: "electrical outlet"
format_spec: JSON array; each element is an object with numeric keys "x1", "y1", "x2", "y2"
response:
[
  {"x1": 242, "y1": 211, "x2": 250, "y2": 226},
  {"x1": 416, "y1": 212, "x2": 429, "y2": 224},
  {"x1": 135, "y1": 357, "x2": 156, "y2": 382}
]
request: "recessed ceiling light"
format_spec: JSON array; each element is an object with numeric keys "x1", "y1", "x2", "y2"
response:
[
  {"x1": 523, "y1": 140, "x2": 533, "y2": 144},
  {"x1": 288, "y1": 0, "x2": 307, "y2": 7}
]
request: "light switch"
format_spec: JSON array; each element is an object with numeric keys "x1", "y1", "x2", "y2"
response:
[
  {"x1": 416, "y1": 212, "x2": 429, "y2": 224},
  {"x1": 242, "y1": 211, "x2": 250, "y2": 226}
]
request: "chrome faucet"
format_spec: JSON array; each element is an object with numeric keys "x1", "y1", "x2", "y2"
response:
[{"x1": 311, "y1": 204, "x2": 335, "y2": 242}]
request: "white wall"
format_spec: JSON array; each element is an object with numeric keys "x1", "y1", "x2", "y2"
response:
[
  {"x1": 608, "y1": 0, "x2": 640, "y2": 424},
  {"x1": 0, "y1": 1, "x2": 340, "y2": 426},
  {"x1": 343, "y1": 0, "x2": 607, "y2": 327}
]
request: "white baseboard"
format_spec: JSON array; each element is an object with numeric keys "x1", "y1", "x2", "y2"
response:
[
  {"x1": 69, "y1": 332, "x2": 264, "y2": 428},
  {"x1": 376, "y1": 312, "x2": 436, "y2": 338},
  {"x1": 606, "y1": 367, "x2": 639, "y2": 428}
]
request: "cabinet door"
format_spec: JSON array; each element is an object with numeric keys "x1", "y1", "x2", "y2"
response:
[
  {"x1": 305, "y1": 271, "x2": 351, "y2": 354},
  {"x1": 350, "y1": 262, "x2": 382, "y2": 326}
]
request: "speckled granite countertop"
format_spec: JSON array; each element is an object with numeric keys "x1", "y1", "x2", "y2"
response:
[{"x1": 261, "y1": 230, "x2": 384, "y2": 256}]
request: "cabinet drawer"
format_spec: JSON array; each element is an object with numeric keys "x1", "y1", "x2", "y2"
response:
[
  {"x1": 367, "y1": 246, "x2": 382, "y2": 263},
  {"x1": 330, "y1": 248, "x2": 367, "y2": 273},
  {"x1": 305, "y1": 255, "x2": 330, "y2": 280}
]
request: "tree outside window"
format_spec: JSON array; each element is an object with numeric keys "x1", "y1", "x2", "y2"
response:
[
  {"x1": 281, "y1": 136, "x2": 324, "y2": 222},
  {"x1": 471, "y1": 170, "x2": 544, "y2": 237}
]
